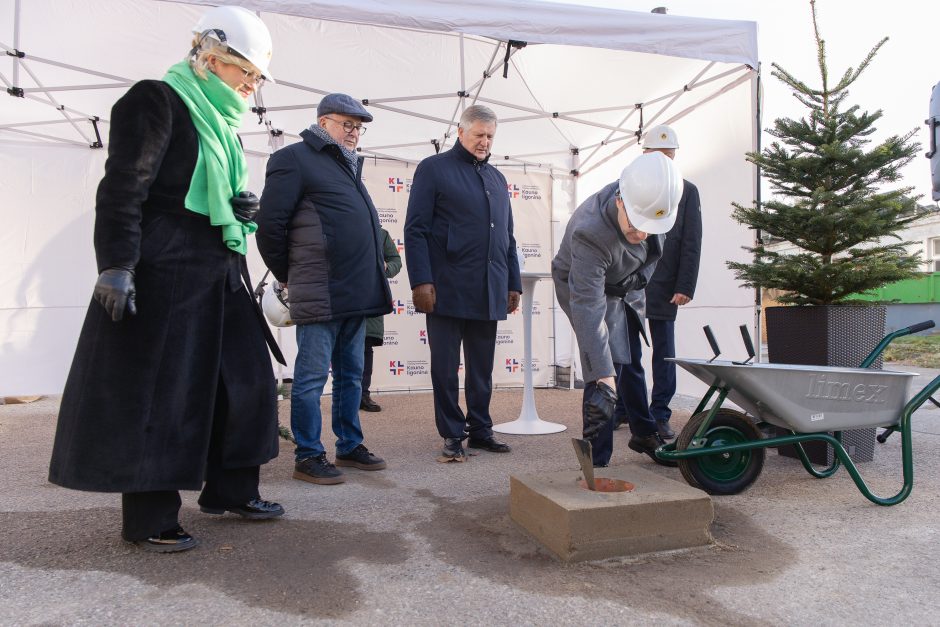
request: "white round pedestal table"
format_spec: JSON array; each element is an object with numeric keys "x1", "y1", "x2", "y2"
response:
[{"x1": 493, "y1": 272, "x2": 567, "y2": 435}]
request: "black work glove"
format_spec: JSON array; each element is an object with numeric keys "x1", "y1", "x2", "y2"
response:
[
  {"x1": 231, "y1": 191, "x2": 261, "y2": 223},
  {"x1": 93, "y1": 267, "x2": 137, "y2": 322},
  {"x1": 583, "y1": 380, "x2": 617, "y2": 440}
]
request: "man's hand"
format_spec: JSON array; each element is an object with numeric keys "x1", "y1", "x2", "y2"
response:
[
  {"x1": 93, "y1": 267, "x2": 137, "y2": 322},
  {"x1": 670, "y1": 293, "x2": 692, "y2": 306},
  {"x1": 583, "y1": 380, "x2": 617, "y2": 440},
  {"x1": 231, "y1": 191, "x2": 261, "y2": 223},
  {"x1": 412, "y1": 283, "x2": 436, "y2": 313},
  {"x1": 507, "y1": 291, "x2": 521, "y2": 314}
]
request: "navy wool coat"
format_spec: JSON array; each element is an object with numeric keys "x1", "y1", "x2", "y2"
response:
[
  {"x1": 645, "y1": 180, "x2": 702, "y2": 321},
  {"x1": 257, "y1": 129, "x2": 392, "y2": 324},
  {"x1": 404, "y1": 141, "x2": 522, "y2": 320}
]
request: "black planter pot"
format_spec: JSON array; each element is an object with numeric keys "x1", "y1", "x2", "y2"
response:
[{"x1": 765, "y1": 305, "x2": 887, "y2": 464}]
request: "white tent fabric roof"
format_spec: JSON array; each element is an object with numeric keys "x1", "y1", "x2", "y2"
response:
[
  {"x1": 168, "y1": 0, "x2": 759, "y2": 67},
  {"x1": 1, "y1": 0, "x2": 757, "y2": 178}
]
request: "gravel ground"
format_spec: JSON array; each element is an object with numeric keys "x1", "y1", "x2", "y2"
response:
[{"x1": 1, "y1": 366, "x2": 938, "y2": 625}]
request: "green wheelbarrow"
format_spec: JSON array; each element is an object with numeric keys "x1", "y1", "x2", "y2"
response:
[{"x1": 655, "y1": 321, "x2": 940, "y2": 506}]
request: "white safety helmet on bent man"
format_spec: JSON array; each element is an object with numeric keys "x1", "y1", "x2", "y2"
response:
[
  {"x1": 192, "y1": 5, "x2": 275, "y2": 82},
  {"x1": 642, "y1": 124, "x2": 679, "y2": 150},
  {"x1": 261, "y1": 280, "x2": 293, "y2": 327},
  {"x1": 618, "y1": 151, "x2": 682, "y2": 235}
]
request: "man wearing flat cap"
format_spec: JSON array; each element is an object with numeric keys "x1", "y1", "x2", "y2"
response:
[{"x1": 258, "y1": 93, "x2": 391, "y2": 485}]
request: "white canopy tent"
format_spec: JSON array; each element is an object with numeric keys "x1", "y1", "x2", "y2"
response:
[{"x1": 0, "y1": 0, "x2": 760, "y2": 396}]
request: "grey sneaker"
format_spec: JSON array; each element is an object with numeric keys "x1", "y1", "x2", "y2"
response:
[
  {"x1": 438, "y1": 437, "x2": 467, "y2": 463},
  {"x1": 293, "y1": 453, "x2": 345, "y2": 485}
]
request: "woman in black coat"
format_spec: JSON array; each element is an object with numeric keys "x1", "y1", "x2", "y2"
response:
[{"x1": 49, "y1": 6, "x2": 284, "y2": 553}]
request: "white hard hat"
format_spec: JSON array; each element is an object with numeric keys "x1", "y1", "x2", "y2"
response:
[
  {"x1": 261, "y1": 281, "x2": 293, "y2": 327},
  {"x1": 642, "y1": 124, "x2": 679, "y2": 150},
  {"x1": 193, "y1": 5, "x2": 274, "y2": 82},
  {"x1": 618, "y1": 151, "x2": 682, "y2": 235}
]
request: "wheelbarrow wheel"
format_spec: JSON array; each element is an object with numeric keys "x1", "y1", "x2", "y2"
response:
[{"x1": 677, "y1": 409, "x2": 764, "y2": 495}]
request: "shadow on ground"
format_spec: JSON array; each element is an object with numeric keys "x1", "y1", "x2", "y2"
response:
[
  {"x1": 411, "y1": 489, "x2": 795, "y2": 625},
  {"x1": 0, "y1": 508, "x2": 409, "y2": 619}
]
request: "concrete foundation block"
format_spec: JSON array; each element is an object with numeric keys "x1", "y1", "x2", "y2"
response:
[{"x1": 510, "y1": 466, "x2": 714, "y2": 562}]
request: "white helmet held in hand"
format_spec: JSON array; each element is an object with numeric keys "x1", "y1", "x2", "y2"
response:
[
  {"x1": 642, "y1": 124, "x2": 679, "y2": 150},
  {"x1": 193, "y1": 5, "x2": 274, "y2": 82},
  {"x1": 618, "y1": 151, "x2": 682, "y2": 235},
  {"x1": 262, "y1": 280, "x2": 292, "y2": 327}
]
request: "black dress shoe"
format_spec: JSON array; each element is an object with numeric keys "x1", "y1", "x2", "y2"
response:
[
  {"x1": 360, "y1": 395, "x2": 381, "y2": 412},
  {"x1": 468, "y1": 436, "x2": 512, "y2": 453},
  {"x1": 131, "y1": 526, "x2": 198, "y2": 553},
  {"x1": 657, "y1": 421, "x2": 676, "y2": 440},
  {"x1": 628, "y1": 432, "x2": 678, "y2": 467},
  {"x1": 200, "y1": 498, "x2": 285, "y2": 520}
]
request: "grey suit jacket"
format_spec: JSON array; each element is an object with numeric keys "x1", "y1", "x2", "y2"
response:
[{"x1": 552, "y1": 181, "x2": 664, "y2": 382}]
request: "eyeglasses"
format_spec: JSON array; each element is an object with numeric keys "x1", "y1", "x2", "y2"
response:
[
  {"x1": 325, "y1": 116, "x2": 368, "y2": 135},
  {"x1": 231, "y1": 61, "x2": 265, "y2": 88}
]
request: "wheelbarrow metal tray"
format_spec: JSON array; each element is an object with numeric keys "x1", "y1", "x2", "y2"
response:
[{"x1": 670, "y1": 359, "x2": 917, "y2": 433}]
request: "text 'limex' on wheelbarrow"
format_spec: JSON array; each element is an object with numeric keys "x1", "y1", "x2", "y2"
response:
[{"x1": 655, "y1": 321, "x2": 940, "y2": 506}]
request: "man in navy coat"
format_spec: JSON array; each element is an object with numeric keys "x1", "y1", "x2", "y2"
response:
[{"x1": 404, "y1": 105, "x2": 522, "y2": 462}]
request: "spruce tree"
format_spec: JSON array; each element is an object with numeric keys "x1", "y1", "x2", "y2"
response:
[{"x1": 728, "y1": 0, "x2": 925, "y2": 306}]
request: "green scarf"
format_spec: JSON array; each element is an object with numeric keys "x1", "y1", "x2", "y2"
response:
[{"x1": 163, "y1": 61, "x2": 254, "y2": 255}]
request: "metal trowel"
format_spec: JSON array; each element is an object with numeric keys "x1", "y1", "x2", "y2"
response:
[{"x1": 571, "y1": 438, "x2": 596, "y2": 490}]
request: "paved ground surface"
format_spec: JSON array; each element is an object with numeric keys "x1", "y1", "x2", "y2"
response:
[{"x1": 2, "y1": 366, "x2": 938, "y2": 625}]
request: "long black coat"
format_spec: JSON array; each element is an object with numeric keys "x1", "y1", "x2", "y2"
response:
[
  {"x1": 48, "y1": 80, "x2": 280, "y2": 493},
  {"x1": 645, "y1": 180, "x2": 702, "y2": 321}
]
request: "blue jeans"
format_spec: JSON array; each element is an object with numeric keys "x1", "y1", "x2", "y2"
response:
[{"x1": 291, "y1": 318, "x2": 366, "y2": 461}]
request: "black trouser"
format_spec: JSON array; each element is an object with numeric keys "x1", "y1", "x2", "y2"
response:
[
  {"x1": 426, "y1": 314, "x2": 497, "y2": 440},
  {"x1": 361, "y1": 336, "x2": 382, "y2": 397},
  {"x1": 121, "y1": 465, "x2": 258, "y2": 541},
  {"x1": 121, "y1": 376, "x2": 260, "y2": 541}
]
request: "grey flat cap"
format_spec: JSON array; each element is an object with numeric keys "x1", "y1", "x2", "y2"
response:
[{"x1": 317, "y1": 93, "x2": 373, "y2": 123}]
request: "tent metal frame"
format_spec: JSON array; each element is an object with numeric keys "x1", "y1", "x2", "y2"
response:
[{"x1": 2, "y1": 4, "x2": 756, "y2": 181}]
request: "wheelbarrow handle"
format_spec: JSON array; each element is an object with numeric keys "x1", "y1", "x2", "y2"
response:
[
  {"x1": 904, "y1": 321, "x2": 936, "y2": 334},
  {"x1": 859, "y1": 320, "x2": 935, "y2": 369}
]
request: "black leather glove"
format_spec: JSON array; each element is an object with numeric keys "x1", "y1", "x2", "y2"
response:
[
  {"x1": 231, "y1": 191, "x2": 260, "y2": 223},
  {"x1": 93, "y1": 267, "x2": 137, "y2": 322},
  {"x1": 604, "y1": 273, "x2": 645, "y2": 298},
  {"x1": 583, "y1": 380, "x2": 617, "y2": 440}
]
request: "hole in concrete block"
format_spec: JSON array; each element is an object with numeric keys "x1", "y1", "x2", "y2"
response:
[{"x1": 578, "y1": 478, "x2": 635, "y2": 492}]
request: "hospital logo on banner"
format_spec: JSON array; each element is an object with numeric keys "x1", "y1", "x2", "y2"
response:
[
  {"x1": 377, "y1": 208, "x2": 398, "y2": 225},
  {"x1": 391, "y1": 299, "x2": 406, "y2": 314},
  {"x1": 521, "y1": 184, "x2": 542, "y2": 201},
  {"x1": 406, "y1": 301, "x2": 421, "y2": 316},
  {"x1": 507, "y1": 184, "x2": 520, "y2": 199},
  {"x1": 387, "y1": 177, "x2": 413, "y2": 193},
  {"x1": 505, "y1": 358, "x2": 520, "y2": 373},
  {"x1": 418, "y1": 329, "x2": 427, "y2": 345},
  {"x1": 395, "y1": 238, "x2": 404, "y2": 253},
  {"x1": 406, "y1": 359, "x2": 429, "y2": 376},
  {"x1": 519, "y1": 243, "x2": 542, "y2": 262},
  {"x1": 389, "y1": 360, "x2": 405, "y2": 375},
  {"x1": 383, "y1": 330, "x2": 399, "y2": 346},
  {"x1": 496, "y1": 330, "x2": 514, "y2": 346},
  {"x1": 523, "y1": 357, "x2": 541, "y2": 373}
]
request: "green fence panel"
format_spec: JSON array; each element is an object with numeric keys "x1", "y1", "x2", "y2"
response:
[{"x1": 854, "y1": 273, "x2": 940, "y2": 304}]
